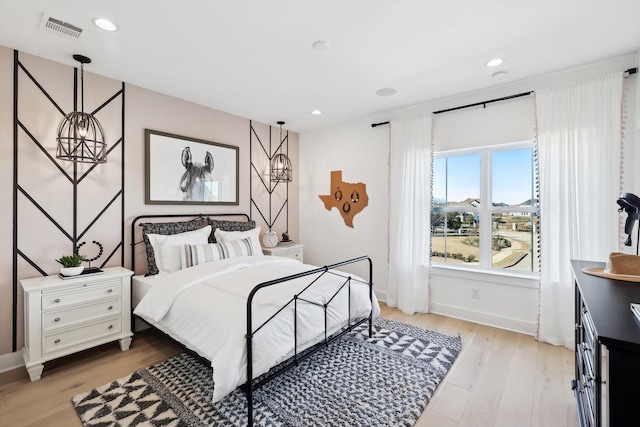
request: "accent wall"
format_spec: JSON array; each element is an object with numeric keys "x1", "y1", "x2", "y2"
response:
[{"x1": 0, "y1": 46, "x2": 299, "y2": 369}]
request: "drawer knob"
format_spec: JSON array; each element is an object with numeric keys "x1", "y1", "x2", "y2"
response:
[
  {"x1": 54, "y1": 298, "x2": 61, "y2": 303},
  {"x1": 108, "y1": 306, "x2": 113, "y2": 310},
  {"x1": 54, "y1": 339, "x2": 60, "y2": 344},
  {"x1": 108, "y1": 325, "x2": 113, "y2": 329},
  {"x1": 108, "y1": 289, "x2": 113, "y2": 293},
  {"x1": 54, "y1": 317, "x2": 60, "y2": 322}
]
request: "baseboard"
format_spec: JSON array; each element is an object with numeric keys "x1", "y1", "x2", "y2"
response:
[
  {"x1": 374, "y1": 290, "x2": 387, "y2": 303},
  {"x1": 0, "y1": 350, "x2": 24, "y2": 373},
  {"x1": 430, "y1": 302, "x2": 537, "y2": 336}
]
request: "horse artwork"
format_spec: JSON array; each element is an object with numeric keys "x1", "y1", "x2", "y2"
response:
[
  {"x1": 145, "y1": 129, "x2": 239, "y2": 205},
  {"x1": 179, "y1": 146, "x2": 216, "y2": 201}
]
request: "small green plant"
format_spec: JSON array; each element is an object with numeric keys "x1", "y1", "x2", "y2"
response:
[{"x1": 55, "y1": 254, "x2": 86, "y2": 268}]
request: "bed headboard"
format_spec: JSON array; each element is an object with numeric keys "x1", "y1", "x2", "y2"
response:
[{"x1": 130, "y1": 213, "x2": 251, "y2": 276}]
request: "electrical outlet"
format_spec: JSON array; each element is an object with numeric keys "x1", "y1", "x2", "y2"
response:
[{"x1": 472, "y1": 288, "x2": 480, "y2": 299}]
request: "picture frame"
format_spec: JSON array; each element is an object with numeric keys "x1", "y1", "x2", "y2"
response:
[{"x1": 145, "y1": 129, "x2": 239, "y2": 205}]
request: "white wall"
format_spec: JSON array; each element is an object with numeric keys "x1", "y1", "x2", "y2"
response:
[
  {"x1": 299, "y1": 117, "x2": 390, "y2": 297},
  {"x1": 300, "y1": 53, "x2": 639, "y2": 335}
]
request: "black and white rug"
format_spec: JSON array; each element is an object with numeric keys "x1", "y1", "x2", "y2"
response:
[{"x1": 72, "y1": 317, "x2": 461, "y2": 426}]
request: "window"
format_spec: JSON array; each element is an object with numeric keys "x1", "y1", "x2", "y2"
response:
[{"x1": 431, "y1": 142, "x2": 539, "y2": 273}]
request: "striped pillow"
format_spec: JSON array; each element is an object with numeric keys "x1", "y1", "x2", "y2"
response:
[{"x1": 181, "y1": 237, "x2": 256, "y2": 269}]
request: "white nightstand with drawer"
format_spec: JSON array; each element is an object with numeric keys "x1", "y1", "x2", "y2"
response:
[
  {"x1": 262, "y1": 243, "x2": 304, "y2": 262},
  {"x1": 20, "y1": 266, "x2": 133, "y2": 381}
]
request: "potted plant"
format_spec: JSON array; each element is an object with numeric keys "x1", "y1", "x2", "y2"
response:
[{"x1": 56, "y1": 254, "x2": 86, "y2": 276}]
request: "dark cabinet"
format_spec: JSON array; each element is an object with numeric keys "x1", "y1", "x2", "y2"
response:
[{"x1": 571, "y1": 260, "x2": 640, "y2": 427}]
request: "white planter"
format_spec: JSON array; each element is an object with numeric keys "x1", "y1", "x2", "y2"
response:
[{"x1": 60, "y1": 266, "x2": 84, "y2": 276}]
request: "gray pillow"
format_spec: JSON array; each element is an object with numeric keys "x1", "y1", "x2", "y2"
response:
[
  {"x1": 207, "y1": 219, "x2": 256, "y2": 243},
  {"x1": 141, "y1": 218, "x2": 208, "y2": 275}
]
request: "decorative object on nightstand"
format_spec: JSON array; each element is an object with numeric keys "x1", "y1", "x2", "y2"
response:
[
  {"x1": 56, "y1": 253, "x2": 86, "y2": 277},
  {"x1": 263, "y1": 243, "x2": 304, "y2": 262},
  {"x1": 262, "y1": 230, "x2": 278, "y2": 248},
  {"x1": 21, "y1": 266, "x2": 134, "y2": 381},
  {"x1": 56, "y1": 241, "x2": 106, "y2": 279},
  {"x1": 76, "y1": 240, "x2": 104, "y2": 274}
]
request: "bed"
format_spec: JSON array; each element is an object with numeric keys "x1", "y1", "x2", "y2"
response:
[{"x1": 129, "y1": 213, "x2": 379, "y2": 425}]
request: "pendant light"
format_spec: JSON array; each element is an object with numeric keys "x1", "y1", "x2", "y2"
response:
[
  {"x1": 56, "y1": 54, "x2": 107, "y2": 163},
  {"x1": 270, "y1": 121, "x2": 292, "y2": 182}
]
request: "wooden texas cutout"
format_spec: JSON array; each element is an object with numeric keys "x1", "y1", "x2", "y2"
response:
[{"x1": 318, "y1": 170, "x2": 369, "y2": 228}]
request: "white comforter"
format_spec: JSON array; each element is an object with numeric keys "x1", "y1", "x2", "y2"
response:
[{"x1": 134, "y1": 256, "x2": 379, "y2": 402}]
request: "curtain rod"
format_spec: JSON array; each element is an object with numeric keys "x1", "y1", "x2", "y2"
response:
[
  {"x1": 371, "y1": 91, "x2": 533, "y2": 127},
  {"x1": 370, "y1": 91, "x2": 533, "y2": 127},
  {"x1": 433, "y1": 91, "x2": 533, "y2": 115},
  {"x1": 371, "y1": 121, "x2": 389, "y2": 128},
  {"x1": 371, "y1": 67, "x2": 638, "y2": 127}
]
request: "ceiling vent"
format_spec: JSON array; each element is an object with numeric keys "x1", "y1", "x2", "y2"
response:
[{"x1": 40, "y1": 15, "x2": 83, "y2": 38}]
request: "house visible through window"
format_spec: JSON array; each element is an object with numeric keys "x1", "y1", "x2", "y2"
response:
[{"x1": 431, "y1": 142, "x2": 539, "y2": 273}]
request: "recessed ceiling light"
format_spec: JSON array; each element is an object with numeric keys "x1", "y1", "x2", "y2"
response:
[
  {"x1": 485, "y1": 58, "x2": 504, "y2": 67},
  {"x1": 312, "y1": 41, "x2": 330, "y2": 51},
  {"x1": 93, "y1": 17, "x2": 118, "y2": 32},
  {"x1": 311, "y1": 109, "x2": 322, "y2": 115},
  {"x1": 376, "y1": 88, "x2": 397, "y2": 97},
  {"x1": 492, "y1": 71, "x2": 508, "y2": 80}
]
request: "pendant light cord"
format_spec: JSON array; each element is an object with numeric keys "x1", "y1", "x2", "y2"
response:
[{"x1": 80, "y1": 62, "x2": 84, "y2": 114}]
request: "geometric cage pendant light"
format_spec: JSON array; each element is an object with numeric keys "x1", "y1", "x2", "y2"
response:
[
  {"x1": 56, "y1": 54, "x2": 107, "y2": 163},
  {"x1": 270, "y1": 121, "x2": 292, "y2": 182}
]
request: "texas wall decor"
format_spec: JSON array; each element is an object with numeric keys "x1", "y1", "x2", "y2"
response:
[{"x1": 319, "y1": 170, "x2": 368, "y2": 227}]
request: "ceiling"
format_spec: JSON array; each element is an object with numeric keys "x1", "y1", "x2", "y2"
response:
[{"x1": 1, "y1": 0, "x2": 639, "y2": 133}]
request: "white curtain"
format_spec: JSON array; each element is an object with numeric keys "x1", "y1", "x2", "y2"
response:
[
  {"x1": 536, "y1": 72, "x2": 624, "y2": 347},
  {"x1": 387, "y1": 116, "x2": 431, "y2": 314}
]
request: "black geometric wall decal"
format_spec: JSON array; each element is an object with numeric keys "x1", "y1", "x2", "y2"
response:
[{"x1": 11, "y1": 50, "x2": 126, "y2": 352}]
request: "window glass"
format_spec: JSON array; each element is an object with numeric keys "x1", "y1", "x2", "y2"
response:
[
  {"x1": 492, "y1": 148, "x2": 533, "y2": 206},
  {"x1": 431, "y1": 144, "x2": 538, "y2": 273},
  {"x1": 432, "y1": 158, "x2": 446, "y2": 207},
  {"x1": 491, "y1": 212, "x2": 539, "y2": 272},
  {"x1": 431, "y1": 212, "x2": 480, "y2": 265},
  {"x1": 446, "y1": 154, "x2": 480, "y2": 207}
]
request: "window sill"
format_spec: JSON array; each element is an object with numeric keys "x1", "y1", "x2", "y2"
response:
[{"x1": 430, "y1": 263, "x2": 540, "y2": 289}]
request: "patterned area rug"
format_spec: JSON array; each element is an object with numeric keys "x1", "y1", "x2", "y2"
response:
[{"x1": 72, "y1": 317, "x2": 461, "y2": 426}]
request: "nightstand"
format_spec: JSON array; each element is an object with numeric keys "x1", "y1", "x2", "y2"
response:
[
  {"x1": 20, "y1": 266, "x2": 133, "y2": 381},
  {"x1": 262, "y1": 243, "x2": 304, "y2": 262}
]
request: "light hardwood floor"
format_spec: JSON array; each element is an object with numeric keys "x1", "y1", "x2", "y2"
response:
[{"x1": 0, "y1": 303, "x2": 578, "y2": 426}]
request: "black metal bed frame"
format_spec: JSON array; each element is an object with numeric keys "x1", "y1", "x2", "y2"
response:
[{"x1": 130, "y1": 213, "x2": 374, "y2": 426}]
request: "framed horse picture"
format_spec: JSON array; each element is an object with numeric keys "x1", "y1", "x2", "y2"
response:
[{"x1": 145, "y1": 129, "x2": 239, "y2": 205}]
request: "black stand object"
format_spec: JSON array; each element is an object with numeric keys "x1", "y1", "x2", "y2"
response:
[{"x1": 617, "y1": 192, "x2": 640, "y2": 255}]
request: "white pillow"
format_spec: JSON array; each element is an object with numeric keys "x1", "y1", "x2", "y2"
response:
[
  {"x1": 214, "y1": 226, "x2": 263, "y2": 256},
  {"x1": 181, "y1": 237, "x2": 256, "y2": 268},
  {"x1": 147, "y1": 225, "x2": 211, "y2": 274}
]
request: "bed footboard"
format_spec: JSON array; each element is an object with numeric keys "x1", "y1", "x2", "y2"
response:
[{"x1": 244, "y1": 255, "x2": 374, "y2": 426}]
